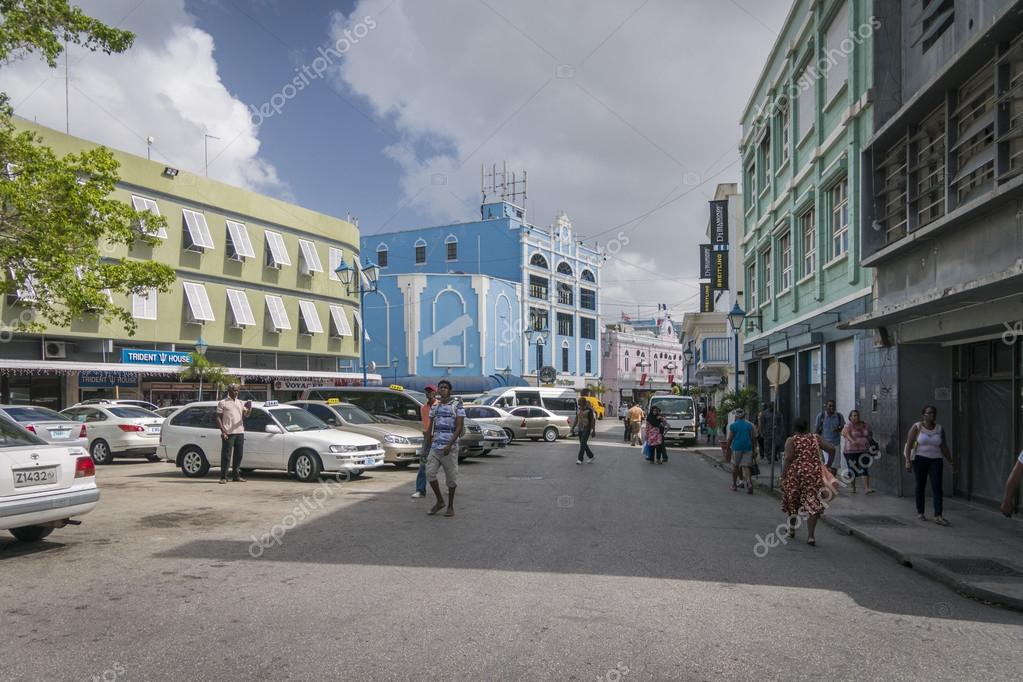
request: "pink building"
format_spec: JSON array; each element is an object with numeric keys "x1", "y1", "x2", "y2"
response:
[{"x1": 601, "y1": 316, "x2": 687, "y2": 409}]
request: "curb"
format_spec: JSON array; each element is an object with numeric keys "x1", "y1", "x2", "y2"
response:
[{"x1": 689, "y1": 448, "x2": 1023, "y2": 612}]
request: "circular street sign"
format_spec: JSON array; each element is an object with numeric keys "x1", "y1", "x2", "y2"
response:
[
  {"x1": 539, "y1": 366, "x2": 557, "y2": 384},
  {"x1": 766, "y1": 361, "x2": 790, "y2": 386}
]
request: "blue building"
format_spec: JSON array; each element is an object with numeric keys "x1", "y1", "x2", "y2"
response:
[{"x1": 359, "y1": 201, "x2": 603, "y2": 390}]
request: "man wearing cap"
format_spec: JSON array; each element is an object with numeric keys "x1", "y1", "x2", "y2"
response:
[
  {"x1": 727, "y1": 408, "x2": 757, "y2": 494},
  {"x1": 412, "y1": 385, "x2": 437, "y2": 499}
]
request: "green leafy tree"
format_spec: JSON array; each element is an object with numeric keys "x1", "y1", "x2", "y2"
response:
[
  {"x1": 179, "y1": 353, "x2": 236, "y2": 398},
  {"x1": 717, "y1": 387, "x2": 761, "y2": 435},
  {"x1": 0, "y1": 1, "x2": 175, "y2": 333}
]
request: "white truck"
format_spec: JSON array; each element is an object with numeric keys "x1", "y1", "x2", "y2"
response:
[{"x1": 647, "y1": 395, "x2": 698, "y2": 446}]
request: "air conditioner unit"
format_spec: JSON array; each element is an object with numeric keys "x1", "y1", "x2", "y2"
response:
[{"x1": 43, "y1": 341, "x2": 67, "y2": 359}]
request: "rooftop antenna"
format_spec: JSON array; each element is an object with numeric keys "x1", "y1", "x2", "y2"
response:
[{"x1": 481, "y1": 161, "x2": 527, "y2": 213}]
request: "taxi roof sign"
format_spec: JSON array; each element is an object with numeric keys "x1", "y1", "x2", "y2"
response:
[
  {"x1": 326, "y1": 398, "x2": 341, "y2": 404},
  {"x1": 388, "y1": 384, "x2": 404, "y2": 391},
  {"x1": 263, "y1": 400, "x2": 280, "y2": 407}
]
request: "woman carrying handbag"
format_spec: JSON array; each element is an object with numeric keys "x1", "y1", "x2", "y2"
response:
[{"x1": 781, "y1": 417, "x2": 837, "y2": 546}]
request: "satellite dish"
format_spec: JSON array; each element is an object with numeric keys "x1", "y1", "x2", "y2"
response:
[{"x1": 367, "y1": 361, "x2": 377, "y2": 372}]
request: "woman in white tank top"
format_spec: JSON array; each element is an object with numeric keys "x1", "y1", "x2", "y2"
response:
[{"x1": 904, "y1": 405, "x2": 955, "y2": 525}]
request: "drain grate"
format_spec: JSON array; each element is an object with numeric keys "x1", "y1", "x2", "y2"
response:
[
  {"x1": 832, "y1": 514, "x2": 909, "y2": 527},
  {"x1": 507, "y1": 475, "x2": 544, "y2": 480},
  {"x1": 925, "y1": 557, "x2": 1023, "y2": 578}
]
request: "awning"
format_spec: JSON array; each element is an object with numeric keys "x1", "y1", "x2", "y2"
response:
[{"x1": 0, "y1": 358, "x2": 379, "y2": 382}]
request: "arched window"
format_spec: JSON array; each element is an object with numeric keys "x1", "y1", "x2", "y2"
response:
[
  {"x1": 432, "y1": 288, "x2": 466, "y2": 366},
  {"x1": 530, "y1": 253, "x2": 549, "y2": 269},
  {"x1": 445, "y1": 234, "x2": 458, "y2": 261},
  {"x1": 561, "y1": 339, "x2": 570, "y2": 372},
  {"x1": 557, "y1": 261, "x2": 573, "y2": 276},
  {"x1": 414, "y1": 238, "x2": 427, "y2": 264},
  {"x1": 376, "y1": 243, "x2": 389, "y2": 268},
  {"x1": 581, "y1": 269, "x2": 595, "y2": 282}
]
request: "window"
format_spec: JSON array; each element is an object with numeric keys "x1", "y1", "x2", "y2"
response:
[
  {"x1": 580, "y1": 288, "x2": 596, "y2": 310},
  {"x1": 182, "y1": 281, "x2": 215, "y2": 324},
  {"x1": 530, "y1": 253, "x2": 549, "y2": 269},
  {"x1": 557, "y1": 312, "x2": 573, "y2": 337},
  {"x1": 556, "y1": 261, "x2": 573, "y2": 276},
  {"x1": 921, "y1": 0, "x2": 954, "y2": 53},
  {"x1": 585, "y1": 347, "x2": 592, "y2": 374},
  {"x1": 561, "y1": 344, "x2": 570, "y2": 372},
  {"x1": 780, "y1": 232, "x2": 792, "y2": 291},
  {"x1": 747, "y1": 262, "x2": 758, "y2": 310},
  {"x1": 298, "y1": 239, "x2": 323, "y2": 275},
  {"x1": 557, "y1": 282, "x2": 574, "y2": 306},
  {"x1": 796, "y1": 60, "x2": 814, "y2": 140},
  {"x1": 745, "y1": 156, "x2": 757, "y2": 206},
  {"x1": 376, "y1": 245, "x2": 388, "y2": 268},
  {"x1": 829, "y1": 180, "x2": 849, "y2": 259},
  {"x1": 130, "y1": 195, "x2": 167, "y2": 239},
  {"x1": 529, "y1": 307, "x2": 548, "y2": 331},
  {"x1": 303, "y1": 403, "x2": 339, "y2": 426},
  {"x1": 414, "y1": 238, "x2": 426, "y2": 264},
  {"x1": 581, "y1": 269, "x2": 595, "y2": 282},
  {"x1": 243, "y1": 409, "x2": 274, "y2": 434},
  {"x1": 226, "y1": 220, "x2": 255, "y2": 260},
  {"x1": 182, "y1": 209, "x2": 215, "y2": 251},
  {"x1": 952, "y1": 64, "x2": 995, "y2": 204},
  {"x1": 824, "y1": 6, "x2": 849, "y2": 103},
  {"x1": 762, "y1": 248, "x2": 772, "y2": 303},
  {"x1": 328, "y1": 247, "x2": 344, "y2": 281},
  {"x1": 226, "y1": 289, "x2": 255, "y2": 327},
  {"x1": 264, "y1": 230, "x2": 291, "y2": 268},
  {"x1": 914, "y1": 103, "x2": 945, "y2": 231},
  {"x1": 264, "y1": 295, "x2": 291, "y2": 332},
  {"x1": 800, "y1": 209, "x2": 816, "y2": 277},
  {"x1": 329, "y1": 305, "x2": 353, "y2": 338},
  {"x1": 778, "y1": 99, "x2": 790, "y2": 167},
  {"x1": 169, "y1": 406, "x2": 218, "y2": 429},
  {"x1": 757, "y1": 128, "x2": 771, "y2": 190},
  {"x1": 529, "y1": 275, "x2": 549, "y2": 300},
  {"x1": 445, "y1": 235, "x2": 458, "y2": 261},
  {"x1": 131, "y1": 288, "x2": 157, "y2": 320},
  {"x1": 580, "y1": 317, "x2": 596, "y2": 339},
  {"x1": 877, "y1": 134, "x2": 909, "y2": 243},
  {"x1": 298, "y1": 300, "x2": 323, "y2": 335}
]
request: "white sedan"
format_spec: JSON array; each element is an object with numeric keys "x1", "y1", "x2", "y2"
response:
[
  {"x1": 60, "y1": 405, "x2": 164, "y2": 465},
  {"x1": 0, "y1": 414, "x2": 99, "y2": 543},
  {"x1": 158, "y1": 401, "x2": 386, "y2": 482}
]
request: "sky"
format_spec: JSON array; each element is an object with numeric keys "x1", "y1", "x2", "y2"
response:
[{"x1": 0, "y1": 0, "x2": 792, "y2": 320}]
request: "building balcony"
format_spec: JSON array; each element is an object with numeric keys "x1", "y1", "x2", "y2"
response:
[
  {"x1": 529, "y1": 285, "x2": 549, "y2": 300},
  {"x1": 698, "y1": 337, "x2": 732, "y2": 367}
]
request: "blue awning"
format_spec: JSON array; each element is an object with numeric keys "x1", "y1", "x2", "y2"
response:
[{"x1": 394, "y1": 374, "x2": 529, "y2": 393}]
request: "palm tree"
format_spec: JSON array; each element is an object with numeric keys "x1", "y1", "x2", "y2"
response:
[{"x1": 179, "y1": 352, "x2": 235, "y2": 400}]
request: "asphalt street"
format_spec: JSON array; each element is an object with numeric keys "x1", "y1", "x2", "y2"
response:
[{"x1": 2, "y1": 421, "x2": 1022, "y2": 681}]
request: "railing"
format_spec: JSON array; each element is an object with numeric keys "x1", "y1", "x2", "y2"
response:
[
  {"x1": 530, "y1": 284, "x2": 549, "y2": 300},
  {"x1": 700, "y1": 337, "x2": 732, "y2": 364}
]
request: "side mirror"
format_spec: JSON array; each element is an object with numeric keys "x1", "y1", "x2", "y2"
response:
[
  {"x1": 265, "y1": 424, "x2": 283, "y2": 434},
  {"x1": 406, "y1": 409, "x2": 418, "y2": 418}
]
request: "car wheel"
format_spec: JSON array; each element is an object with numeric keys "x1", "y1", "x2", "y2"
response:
[
  {"x1": 293, "y1": 450, "x2": 322, "y2": 483},
  {"x1": 502, "y1": 428, "x2": 515, "y2": 442},
  {"x1": 481, "y1": 449, "x2": 492, "y2": 456},
  {"x1": 179, "y1": 447, "x2": 210, "y2": 478},
  {"x1": 394, "y1": 461, "x2": 412, "y2": 470},
  {"x1": 543, "y1": 427, "x2": 558, "y2": 442},
  {"x1": 10, "y1": 525, "x2": 54, "y2": 543},
  {"x1": 90, "y1": 439, "x2": 113, "y2": 465},
  {"x1": 146, "y1": 454, "x2": 161, "y2": 462}
]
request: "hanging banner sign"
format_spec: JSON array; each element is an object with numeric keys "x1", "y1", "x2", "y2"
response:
[
  {"x1": 711, "y1": 251, "x2": 729, "y2": 289},
  {"x1": 700, "y1": 284, "x2": 715, "y2": 313},
  {"x1": 699, "y1": 244, "x2": 713, "y2": 279},
  {"x1": 710, "y1": 199, "x2": 729, "y2": 246},
  {"x1": 121, "y1": 349, "x2": 191, "y2": 366}
]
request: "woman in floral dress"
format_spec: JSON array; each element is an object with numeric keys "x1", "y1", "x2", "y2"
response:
[{"x1": 781, "y1": 417, "x2": 837, "y2": 546}]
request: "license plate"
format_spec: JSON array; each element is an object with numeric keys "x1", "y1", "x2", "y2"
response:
[
  {"x1": 14, "y1": 467, "x2": 58, "y2": 488},
  {"x1": 49, "y1": 430, "x2": 71, "y2": 440},
  {"x1": 147, "y1": 425, "x2": 161, "y2": 435}
]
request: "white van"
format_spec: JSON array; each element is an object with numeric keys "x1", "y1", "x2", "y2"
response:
[
  {"x1": 477, "y1": 387, "x2": 579, "y2": 429},
  {"x1": 647, "y1": 394, "x2": 697, "y2": 445}
]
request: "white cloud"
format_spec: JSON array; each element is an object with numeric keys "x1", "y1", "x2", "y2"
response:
[
  {"x1": 0, "y1": 0, "x2": 285, "y2": 196},
  {"x1": 330, "y1": 0, "x2": 788, "y2": 317}
]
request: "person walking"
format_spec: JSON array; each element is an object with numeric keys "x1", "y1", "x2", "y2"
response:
[
  {"x1": 216, "y1": 384, "x2": 252, "y2": 484},
  {"x1": 411, "y1": 385, "x2": 437, "y2": 499},
  {"x1": 646, "y1": 406, "x2": 669, "y2": 464},
  {"x1": 727, "y1": 408, "x2": 756, "y2": 493},
  {"x1": 904, "y1": 405, "x2": 955, "y2": 526},
  {"x1": 758, "y1": 402, "x2": 783, "y2": 462},
  {"x1": 781, "y1": 417, "x2": 837, "y2": 545},
  {"x1": 842, "y1": 409, "x2": 875, "y2": 494},
  {"x1": 815, "y1": 400, "x2": 845, "y2": 474},
  {"x1": 575, "y1": 397, "x2": 597, "y2": 464},
  {"x1": 422, "y1": 380, "x2": 464, "y2": 517},
  {"x1": 620, "y1": 402, "x2": 631, "y2": 442},
  {"x1": 628, "y1": 401, "x2": 645, "y2": 446},
  {"x1": 706, "y1": 406, "x2": 717, "y2": 445}
]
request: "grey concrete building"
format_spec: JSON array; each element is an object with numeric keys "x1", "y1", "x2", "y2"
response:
[{"x1": 848, "y1": 0, "x2": 1023, "y2": 505}]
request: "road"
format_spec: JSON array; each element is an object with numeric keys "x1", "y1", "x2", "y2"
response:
[{"x1": 2, "y1": 421, "x2": 1022, "y2": 681}]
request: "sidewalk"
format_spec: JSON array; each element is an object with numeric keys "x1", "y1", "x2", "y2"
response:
[{"x1": 691, "y1": 446, "x2": 1023, "y2": 611}]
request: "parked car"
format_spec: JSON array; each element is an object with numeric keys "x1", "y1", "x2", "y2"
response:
[
  {"x1": 289, "y1": 400, "x2": 424, "y2": 468},
  {"x1": 464, "y1": 405, "x2": 527, "y2": 441},
  {"x1": 477, "y1": 422, "x2": 511, "y2": 455},
  {"x1": 152, "y1": 406, "x2": 180, "y2": 419},
  {"x1": 507, "y1": 406, "x2": 571, "y2": 442},
  {"x1": 60, "y1": 404, "x2": 164, "y2": 464},
  {"x1": 0, "y1": 405, "x2": 88, "y2": 448},
  {"x1": 158, "y1": 401, "x2": 385, "y2": 482},
  {"x1": 0, "y1": 413, "x2": 99, "y2": 543},
  {"x1": 74, "y1": 399, "x2": 160, "y2": 412}
]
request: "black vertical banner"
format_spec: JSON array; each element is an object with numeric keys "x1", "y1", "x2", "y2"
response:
[
  {"x1": 712, "y1": 251, "x2": 729, "y2": 289},
  {"x1": 700, "y1": 284, "x2": 714, "y2": 312},
  {"x1": 710, "y1": 200, "x2": 728, "y2": 246},
  {"x1": 699, "y1": 244, "x2": 713, "y2": 279}
]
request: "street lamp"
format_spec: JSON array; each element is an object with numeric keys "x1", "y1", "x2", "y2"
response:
[
  {"x1": 727, "y1": 302, "x2": 746, "y2": 393},
  {"x1": 665, "y1": 361, "x2": 678, "y2": 390},
  {"x1": 392, "y1": 355, "x2": 399, "y2": 384},
  {"x1": 682, "y1": 344, "x2": 694, "y2": 392},
  {"x1": 335, "y1": 258, "x2": 380, "y2": 386},
  {"x1": 195, "y1": 335, "x2": 208, "y2": 401},
  {"x1": 525, "y1": 327, "x2": 549, "y2": 380}
]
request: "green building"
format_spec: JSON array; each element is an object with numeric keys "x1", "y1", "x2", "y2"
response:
[
  {"x1": 0, "y1": 121, "x2": 372, "y2": 409},
  {"x1": 738, "y1": 0, "x2": 875, "y2": 431}
]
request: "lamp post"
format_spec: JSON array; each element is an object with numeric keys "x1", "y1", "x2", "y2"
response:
[
  {"x1": 727, "y1": 302, "x2": 746, "y2": 393},
  {"x1": 195, "y1": 335, "x2": 208, "y2": 401},
  {"x1": 665, "y1": 361, "x2": 677, "y2": 391},
  {"x1": 525, "y1": 327, "x2": 549, "y2": 383},
  {"x1": 335, "y1": 258, "x2": 380, "y2": 386},
  {"x1": 392, "y1": 355, "x2": 399, "y2": 384},
  {"x1": 682, "y1": 343, "x2": 694, "y2": 393}
]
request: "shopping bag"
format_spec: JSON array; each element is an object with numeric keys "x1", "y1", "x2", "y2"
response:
[{"x1": 642, "y1": 444, "x2": 653, "y2": 461}]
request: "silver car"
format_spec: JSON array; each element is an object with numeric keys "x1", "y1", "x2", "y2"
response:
[
  {"x1": 0, "y1": 405, "x2": 88, "y2": 448},
  {"x1": 507, "y1": 406, "x2": 571, "y2": 442},
  {"x1": 464, "y1": 405, "x2": 527, "y2": 441}
]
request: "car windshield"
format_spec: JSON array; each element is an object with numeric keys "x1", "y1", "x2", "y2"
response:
[
  {"x1": 335, "y1": 405, "x2": 376, "y2": 425},
  {"x1": 108, "y1": 407, "x2": 157, "y2": 419},
  {"x1": 405, "y1": 390, "x2": 426, "y2": 404},
  {"x1": 270, "y1": 407, "x2": 329, "y2": 432},
  {"x1": 3, "y1": 406, "x2": 71, "y2": 422},
  {"x1": 0, "y1": 416, "x2": 46, "y2": 447},
  {"x1": 651, "y1": 398, "x2": 694, "y2": 419}
]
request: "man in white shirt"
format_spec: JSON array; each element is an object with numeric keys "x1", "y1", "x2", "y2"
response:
[{"x1": 216, "y1": 384, "x2": 252, "y2": 484}]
